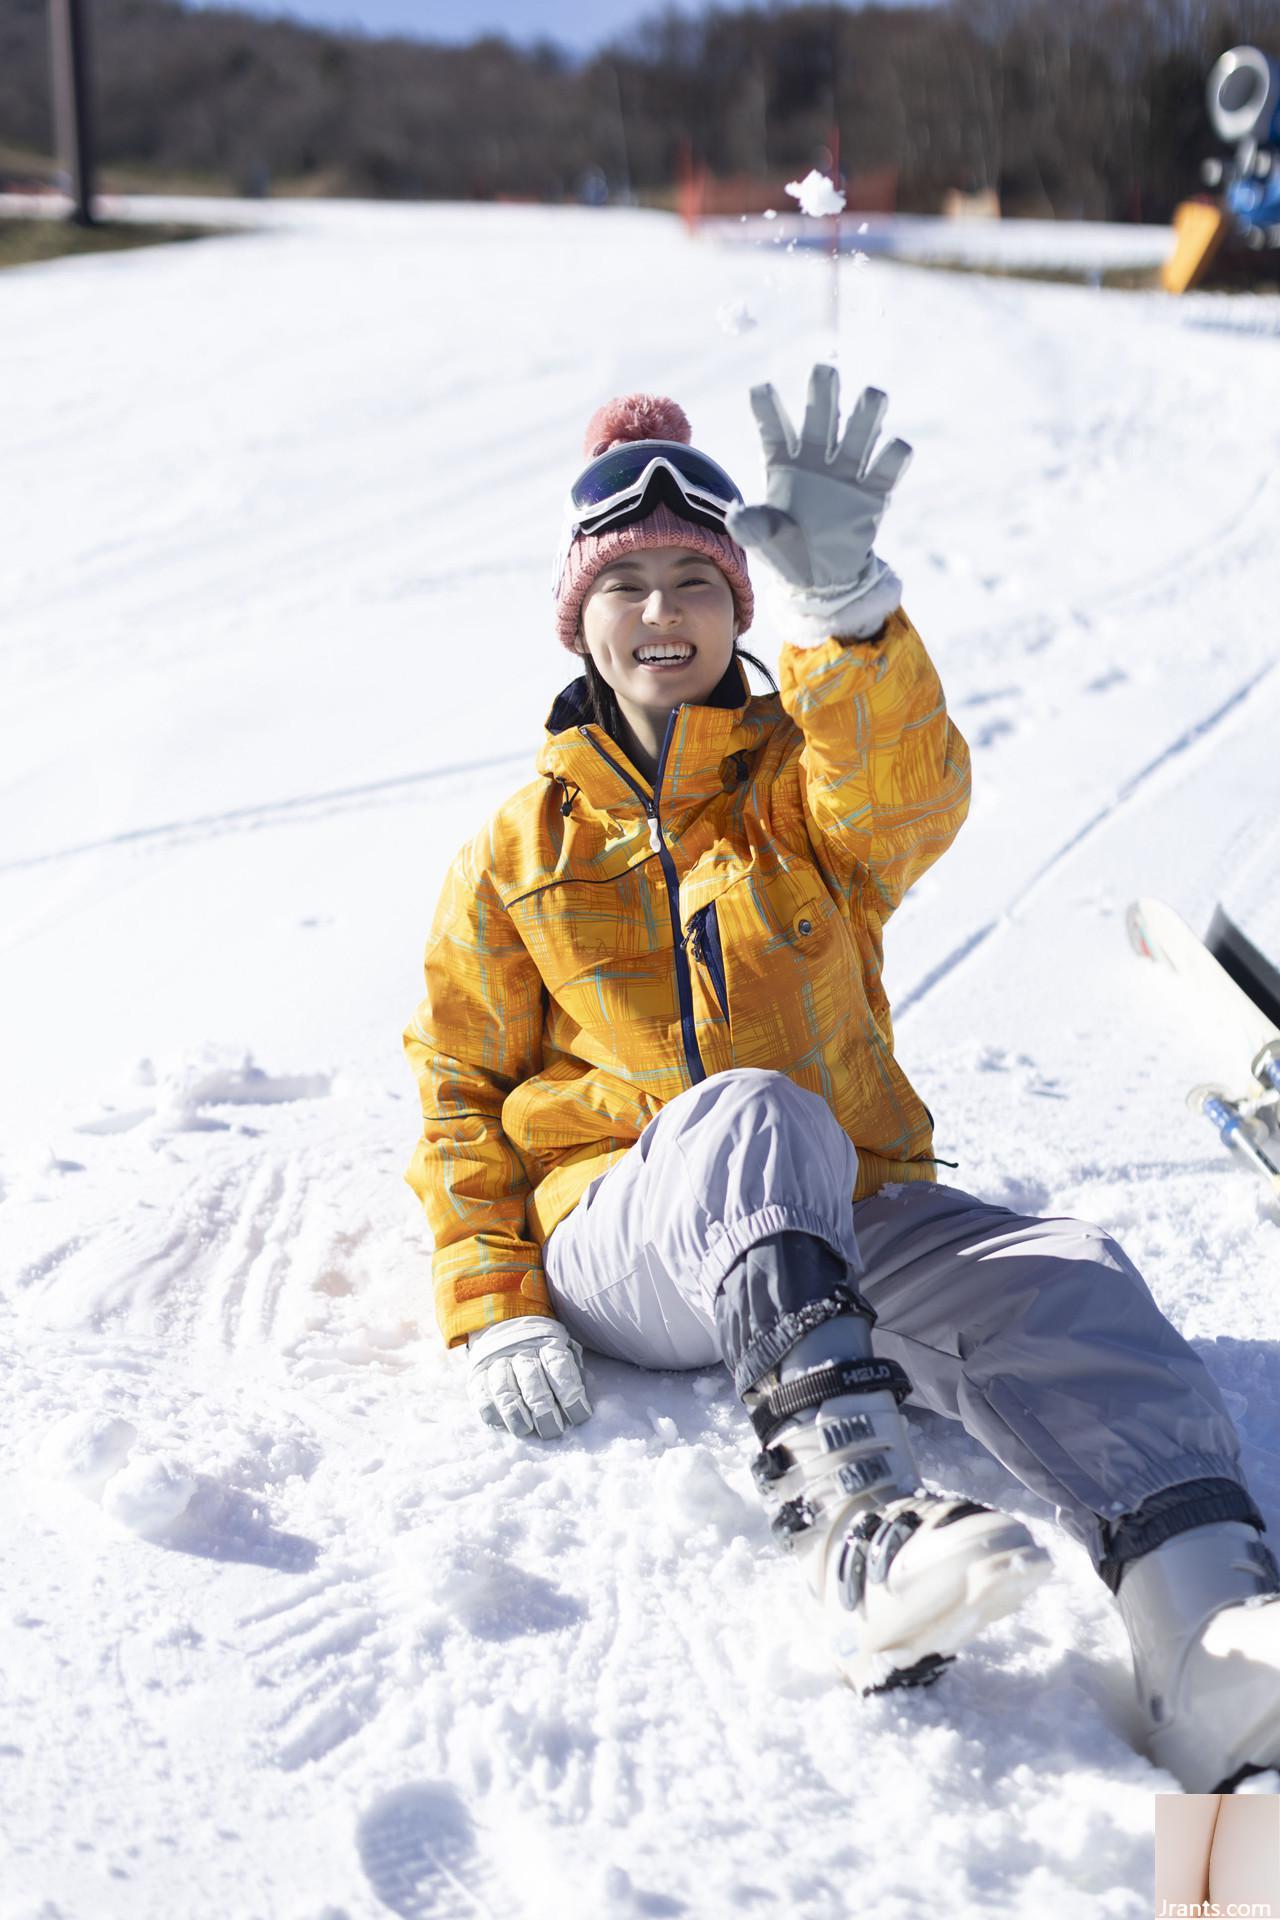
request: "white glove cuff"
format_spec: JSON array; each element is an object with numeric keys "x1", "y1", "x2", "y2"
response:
[
  {"x1": 466, "y1": 1317, "x2": 570, "y2": 1363},
  {"x1": 769, "y1": 556, "x2": 903, "y2": 648}
]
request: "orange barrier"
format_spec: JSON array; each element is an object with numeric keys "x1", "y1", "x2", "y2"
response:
[{"x1": 1162, "y1": 199, "x2": 1231, "y2": 293}]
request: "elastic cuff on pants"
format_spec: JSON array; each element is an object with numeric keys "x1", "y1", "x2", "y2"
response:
[
  {"x1": 1099, "y1": 1477, "x2": 1267, "y2": 1594},
  {"x1": 714, "y1": 1229, "x2": 878, "y2": 1397}
]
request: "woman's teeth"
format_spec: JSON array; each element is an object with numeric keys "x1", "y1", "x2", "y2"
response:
[{"x1": 635, "y1": 645, "x2": 695, "y2": 666}]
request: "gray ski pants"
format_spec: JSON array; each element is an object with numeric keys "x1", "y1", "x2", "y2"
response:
[{"x1": 542, "y1": 1068, "x2": 1256, "y2": 1576}]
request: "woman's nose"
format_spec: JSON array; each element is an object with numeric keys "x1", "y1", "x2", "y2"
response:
[{"x1": 642, "y1": 591, "x2": 681, "y2": 627}]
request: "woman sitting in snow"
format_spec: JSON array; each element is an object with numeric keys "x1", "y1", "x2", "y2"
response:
[{"x1": 404, "y1": 365, "x2": 1279, "y2": 1793}]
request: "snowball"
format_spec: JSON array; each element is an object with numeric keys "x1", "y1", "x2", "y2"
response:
[
  {"x1": 784, "y1": 170, "x2": 847, "y2": 218},
  {"x1": 40, "y1": 1411, "x2": 138, "y2": 1493},
  {"x1": 101, "y1": 1453, "x2": 197, "y2": 1537}
]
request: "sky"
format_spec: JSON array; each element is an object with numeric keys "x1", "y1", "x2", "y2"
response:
[
  {"x1": 184, "y1": 0, "x2": 917, "y2": 58},
  {"x1": 186, "y1": 0, "x2": 718, "y2": 54}
]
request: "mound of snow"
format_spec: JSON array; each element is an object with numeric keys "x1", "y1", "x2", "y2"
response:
[
  {"x1": 100, "y1": 1453, "x2": 197, "y2": 1538},
  {"x1": 39, "y1": 1411, "x2": 138, "y2": 1492}
]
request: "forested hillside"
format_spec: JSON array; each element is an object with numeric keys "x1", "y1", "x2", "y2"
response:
[{"x1": 2, "y1": 0, "x2": 1277, "y2": 215}]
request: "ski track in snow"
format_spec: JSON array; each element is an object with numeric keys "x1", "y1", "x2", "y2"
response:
[
  {"x1": 2, "y1": 199, "x2": 1279, "y2": 1919},
  {"x1": 896, "y1": 653, "x2": 1279, "y2": 1019},
  {"x1": 0, "y1": 749, "x2": 533, "y2": 880}
]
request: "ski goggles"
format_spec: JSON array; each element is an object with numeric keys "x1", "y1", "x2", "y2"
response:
[{"x1": 553, "y1": 440, "x2": 744, "y2": 590}]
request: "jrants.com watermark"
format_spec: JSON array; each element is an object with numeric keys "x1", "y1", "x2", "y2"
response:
[
  {"x1": 1154, "y1": 1794, "x2": 1279, "y2": 1920},
  {"x1": 1155, "y1": 1904, "x2": 1273, "y2": 1918}
]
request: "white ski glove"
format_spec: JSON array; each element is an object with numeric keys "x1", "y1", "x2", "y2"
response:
[
  {"x1": 466, "y1": 1319, "x2": 592, "y2": 1440},
  {"x1": 727, "y1": 363, "x2": 912, "y2": 647}
]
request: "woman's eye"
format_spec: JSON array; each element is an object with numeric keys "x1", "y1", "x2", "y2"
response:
[{"x1": 602, "y1": 577, "x2": 708, "y2": 594}]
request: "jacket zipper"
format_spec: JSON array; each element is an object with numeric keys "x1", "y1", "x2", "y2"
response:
[
  {"x1": 687, "y1": 905, "x2": 729, "y2": 1022},
  {"x1": 579, "y1": 720, "x2": 707, "y2": 1086}
]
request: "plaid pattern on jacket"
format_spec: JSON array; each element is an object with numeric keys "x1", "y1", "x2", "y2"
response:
[{"x1": 405, "y1": 610, "x2": 971, "y2": 1347}]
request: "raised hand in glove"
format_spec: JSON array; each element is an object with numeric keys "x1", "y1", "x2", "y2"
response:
[
  {"x1": 727, "y1": 362, "x2": 912, "y2": 647},
  {"x1": 466, "y1": 1318, "x2": 592, "y2": 1440}
]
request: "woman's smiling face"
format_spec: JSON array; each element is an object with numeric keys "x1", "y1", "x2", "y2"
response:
[{"x1": 578, "y1": 547, "x2": 737, "y2": 725}]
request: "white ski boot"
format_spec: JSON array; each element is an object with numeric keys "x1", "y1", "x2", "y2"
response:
[
  {"x1": 750, "y1": 1319, "x2": 1052, "y2": 1693},
  {"x1": 1116, "y1": 1518, "x2": 1280, "y2": 1791}
]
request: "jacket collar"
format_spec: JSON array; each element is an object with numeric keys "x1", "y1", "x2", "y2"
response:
[
  {"x1": 537, "y1": 654, "x2": 778, "y2": 819},
  {"x1": 543, "y1": 652, "x2": 748, "y2": 735}
]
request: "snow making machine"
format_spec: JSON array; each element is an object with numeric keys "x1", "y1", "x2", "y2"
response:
[{"x1": 1164, "y1": 44, "x2": 1280, "y2": 293}]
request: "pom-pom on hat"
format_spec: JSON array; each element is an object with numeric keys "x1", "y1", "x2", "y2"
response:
[
  {"x1": 582, "y1": 393, "x2": 692, "y2": 460},
  {"x1": 554, "y1": 392, "x2": 754, "y2": 651}
]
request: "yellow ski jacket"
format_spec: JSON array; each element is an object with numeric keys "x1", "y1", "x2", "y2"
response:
[{"x1": 405, "y1": 611, "x2": 970, "y2": 1347}]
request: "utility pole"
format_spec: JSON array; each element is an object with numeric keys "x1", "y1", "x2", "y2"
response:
[
  {"x1": 607, "y1": 62, "x2": 633, "y2": 206},
  {"x1": 49, "y1": 0, "x2": 96, "y2": 226}
]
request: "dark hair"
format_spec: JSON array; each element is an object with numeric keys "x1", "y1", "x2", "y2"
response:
[{"x1": 582, "y1": 644, "x2": 778, "y2": 742}]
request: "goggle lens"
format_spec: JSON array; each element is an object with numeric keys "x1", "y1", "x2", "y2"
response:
[{"x1": 570, "y1": 442, "x2": 743, "y2": 517}]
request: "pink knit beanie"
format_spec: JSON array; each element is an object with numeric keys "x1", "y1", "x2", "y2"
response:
[{"x1": 554, "y1": 393, "x2": 754, "y2": 651}]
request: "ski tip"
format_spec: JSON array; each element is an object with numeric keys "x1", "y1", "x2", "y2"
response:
[{"x1": 1125, "y1": 900, "x2": 1154, "y2": 960}]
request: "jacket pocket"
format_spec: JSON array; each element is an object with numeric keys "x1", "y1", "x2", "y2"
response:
[{"x1": 686, "y1": 902, "x2": 729, "y2": 1022}]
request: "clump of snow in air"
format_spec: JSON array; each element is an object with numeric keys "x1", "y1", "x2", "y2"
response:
[
  {"x1": 716, "y1": 295, "x2": 758, "y2": 334},
  {"x1": 2, "y1": 191, "x2": 1280, "y2": 1919},
  {"x1": 785, "y1": 168, "x2": 847, "y2": 216}
]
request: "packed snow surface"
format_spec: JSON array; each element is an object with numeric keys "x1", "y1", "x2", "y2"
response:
[
  {"x1": 2, "y1": 198, "x2": 1280, "y2": 1920},
  {"x1": 726, "y1": 208, "x2": 1181, "y2": 271}
]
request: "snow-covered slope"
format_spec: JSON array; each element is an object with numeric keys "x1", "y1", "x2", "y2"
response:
[{"x1": 2, "y1": 200, "x2": 1278, "y2": 1920}]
